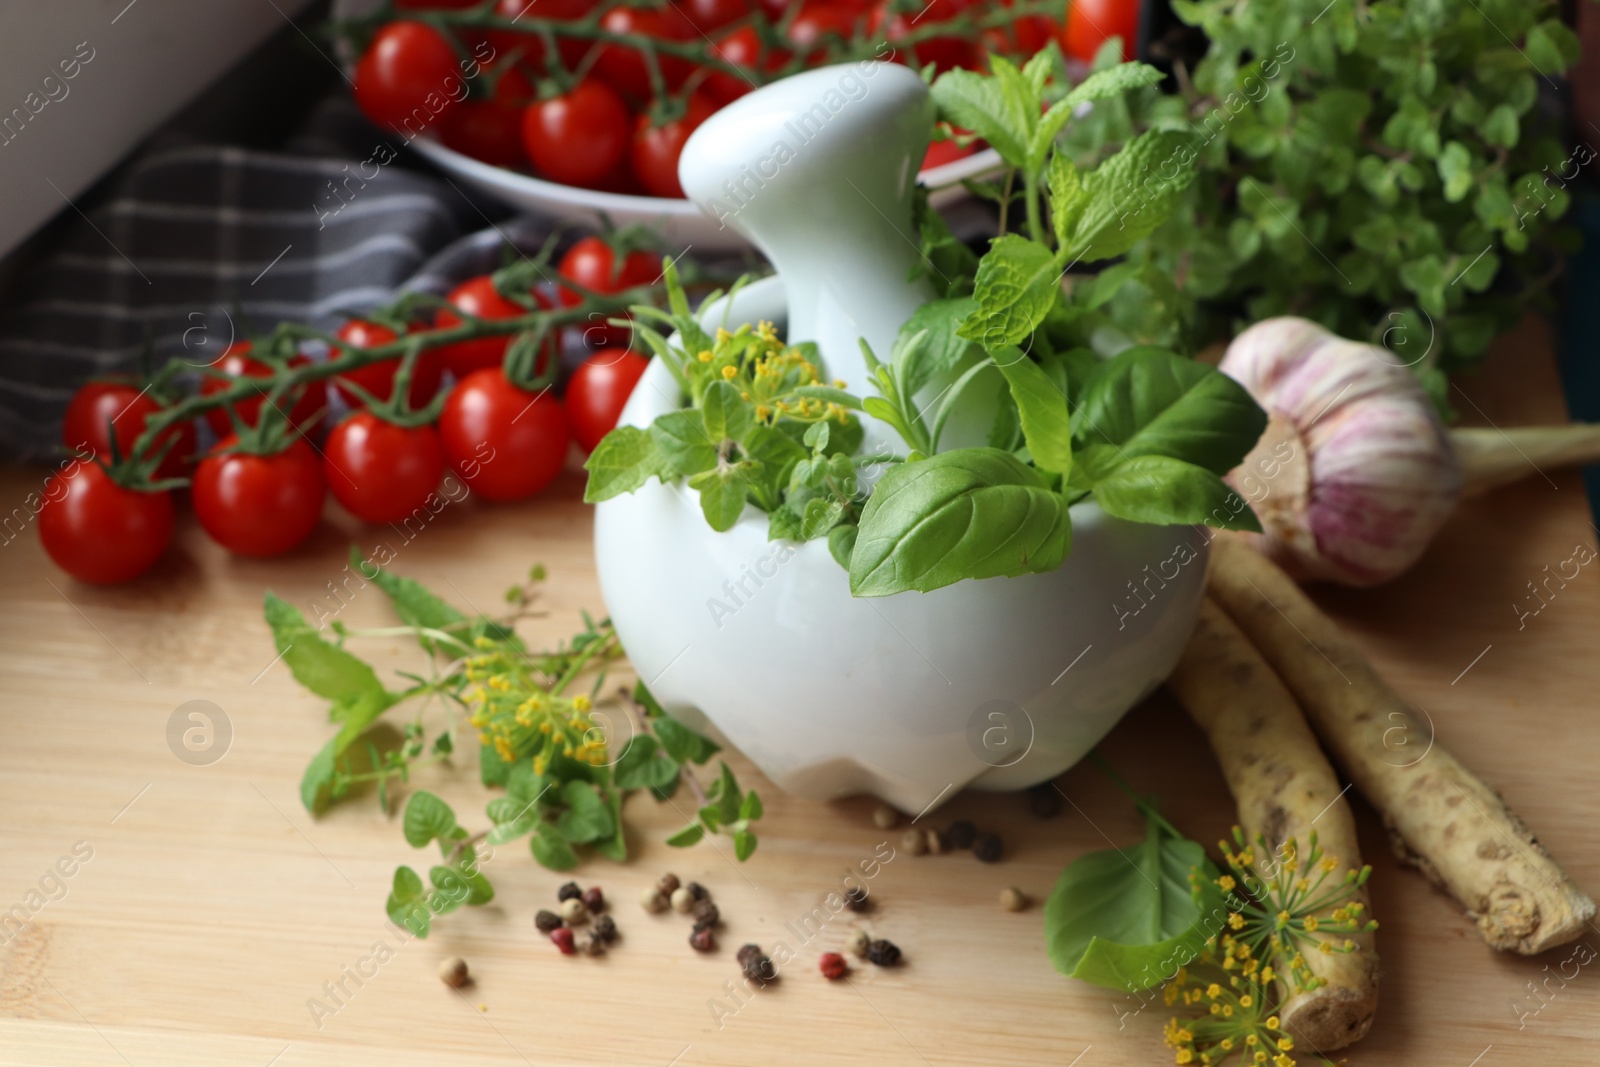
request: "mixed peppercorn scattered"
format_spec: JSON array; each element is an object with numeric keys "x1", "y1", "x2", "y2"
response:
[{"x1": 542, "y1": 880, "x2": 614, "y2": 957}]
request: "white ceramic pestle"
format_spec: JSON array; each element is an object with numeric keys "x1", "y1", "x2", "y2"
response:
[{"x1": 592, "y1": 63, "x2": 1208, "y2": 814}]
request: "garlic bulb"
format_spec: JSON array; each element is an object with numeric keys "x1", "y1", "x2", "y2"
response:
[{"x1": 1219, "y1": 317, "x2": 1462, "y2": 587}]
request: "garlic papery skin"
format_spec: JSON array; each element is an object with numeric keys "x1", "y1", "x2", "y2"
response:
[{"x1": 1220, "y1": 317, "x2": 1463, "y2": 587}]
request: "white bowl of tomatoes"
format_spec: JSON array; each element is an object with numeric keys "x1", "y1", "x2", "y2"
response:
[{"x1": 329, "y1": 0, "x2": 1112, "y2": 249}]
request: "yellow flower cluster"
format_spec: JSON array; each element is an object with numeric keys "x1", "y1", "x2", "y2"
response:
[
  {"x1": 1162, "y1": 941, "x2": 1296, "y2": 1067},
  {"x1": 462, "y1": 642, "x2": 604, "y2": 772},
  {"x1": 689, "y1": 320, "x2": 851, "y2": 428}
]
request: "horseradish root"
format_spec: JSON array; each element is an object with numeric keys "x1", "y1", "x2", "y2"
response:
[
  {"x1": 1169, "y1": 599, "x2": 1378, "y2": 1052},
  {"x1": 1207, "y1": 534, "x2": 1596, "y2": 954}
]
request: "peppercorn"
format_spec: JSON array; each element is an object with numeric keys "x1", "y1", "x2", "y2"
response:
[
  {"x1": 844, "y1": 929, "x2": 871, "y2": 958},
  {"x1": 550, "y1": 927, "x2": 576, "y2": 955},
  {"x1": 902, "y1": 828, "x2": 927, "y2": 856},
  {"x1": 581, "y1": 932, "x2": 607, "y2": 957},
  {"x1": 1027, "y1": 782, "x2": 1063, "y2": 818},
  {"x1": 689, "y1": 926, "x2": 717, "y2": 952},
  {"x1": 641, "y1": 886, "x2": 668, "y2": 913},
  {"x1": 865, "y1": 939, "x2": 901, "y2": 966},
  {"x1": 557, "y1": 881, "x2": 582, "y2": 903},
  {"x1": 670, "y1": 886, "x2": 695, "y2": 913},
  {"x1": 685, "y1": 881, "x2": 709, "y2": 902},
  {"x1": 582, "y1": 886, "x2": 605, "y2": 914},
  {"x1": 946, "y1": 820, "x2": 976, "y2": 849},
  {"x1": 691, "y1": 899, "x2": 720, "y2": 928},
  {"x1": 973, "y1": 832, "x2": 1003, "y2": 864},
  {"x1": 843, "y1": 886, "x2": 870, "y2": 913},
  {"x1": 658, "y1": 873, "x2": 681, "y2": 896},
  {"x1": 534, "y1": 909, "x2": 563, "y2": 933},
  {"x1": 594, "y1": 914, "x2": 618, "y2": 944},
  {"x1": 819, "y1": 952, "x2": 849, "y2": 980},
  {"x1": 999, "y1": 886, "x2": 1028, "y2": 912},
  {"x1": 737, "y1": 943, "x2": 776, "y2": 984},
  {"x1": 923, "y1": 828, "x2": 945, "y2": 854},
  {"x1": 438, "y1": 957, "x2": 470, "y2": 987},
  {"x1": 872, "y1": 804, "x2": 899, "y2": 830},
  {"x1": 560, "y1": 897, "x2": 590, "y2": 925}
]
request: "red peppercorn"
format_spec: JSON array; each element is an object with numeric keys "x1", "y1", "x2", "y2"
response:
[
  {"x1": 819, "y1": 952, "x2": 849, "y2": 980},
  {"x1": 550, "y1": 927, "x2": 576, "y2": 955},
  {"x1": 583, "y1": 886, "x2": 605, "y2": 913}
]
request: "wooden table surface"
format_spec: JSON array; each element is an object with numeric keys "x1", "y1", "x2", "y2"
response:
[{"x1": 2, "y1": 315, "x2": 1597, "y2": 1067}]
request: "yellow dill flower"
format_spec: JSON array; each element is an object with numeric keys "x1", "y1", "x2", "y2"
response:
[
  {"x1": 721, "y1": 365, "x2": 737, "y2": 379},
  {"x1": 1217, "y1": 875, "x2": 1236, "y2": 892},
  {"x1": 571, "y1": 693, "x2": 592, "y2": 712},
  {"x1": 1228, "y1": 913, "x2": 1245, "y2": 930},
  {"x1": 697, "y1": 349, "x2": 713, "y2": 362}
]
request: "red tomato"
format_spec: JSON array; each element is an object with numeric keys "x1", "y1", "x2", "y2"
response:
[
  {"x1": 557, "y1": 236, "x2": 660, "y2": 348},
  {"x1": 1061, "y1": 0, "x2": 1140, "y2": 62},
  {"x1": 631, "y1": 94, "x2": 716, "y2": 198},
  {"x1": 330, "y1": 320, "x2": 446, "y2": 411},
  {"x1": 872, "y1": 0, "x2": 979, "y2": 73},
  {"x1": 61, "y1": 381, "x2": 195, "y2": 480},
  {"x1": 982, "y1": 11, "x2": 1058, "y2": 58},
  {"x1": 433, "y1": 276, "x2": 555, "y2": 379},
  {"x1": 565, "y1": 349, "x2": 649, "y2": 452},
  {"x1": 439, "y1": 63, "x2": 535, "y2": 167},
  {"x1": 439, "y1": 369, "x2": 569, "y2": 502},
  {"x1": 353, "y1": 22, "x2": 464, "y2": 133},
  {"x1": 682, "y1": 0, "x2": 749, "y2": 32},
  {"x1": 199, "y1": 342, "x2": 326, "y2": 438},
  {"x1": 325, "y1": 413, "x2": 446, "y2": 523},
  {"x1": 489, "y1": 0, "x2": 596, "y2": 66},
  {"x1": 193, "y1": 437, "x2": 325, "y2": 557},
  {"x1": 39, "y1": 462, "x2": 173, "y2": 584},
  {"x1": 593, "y1": 6, "x2": 693, "y2": 102},
  {"x1": 787, "y1": 2, "x2": 857, "y2": 61},
  {"x1": 522, "y1": 80, "x2": 631, "y2": 187},
  {"x1": 922, "y1": 137, "x2": 975, "y2": 170},
  {"x1": 704, "y1": 26, "x2": 789, "y2": 106},
  {"x1": 395, "y1": 0, "x2": 480, "y2": 8}
]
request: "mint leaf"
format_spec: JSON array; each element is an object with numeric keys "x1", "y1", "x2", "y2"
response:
[
  {"x1": 352, "y1": 547, "x2": 466, "y2": 631},
  {"x1": 1061, "y1": 130, "x2": 1198, "y2": 263},
  {"x1": 959, "y1": 235, "x2": 1062, "y2": 350},
  {"x1": 265, "y1": 593, "x2": 393, "y2": 710},
  {"x1": 584, "y1": 425, "x2": 670, "y2": 503},
  {"x1": 850, "y1": 448, "x2": 1070, "y2": 596},
  {"x1": 992, "y1": 348, "x2": 1072, "y2": 476},
  {"x1": 1035, "y1": 62, "x2": 1164, "y2": 169},
  {"x1": 1090, "y1": 455, "x2": 1261, "y2": 531},
  {"x1": 929, "y1": 65, "x2": 1030, "y2": 167}
]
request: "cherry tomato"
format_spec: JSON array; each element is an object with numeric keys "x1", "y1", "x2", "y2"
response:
[
  {"x1": 557, "y1": 236, "x2": 660, "y2": 348},
  {"x1": 61, "y1": 381, "x2": 195, "y2": 480},
  {"x1": 489, "y1": 0, "x2": 596, "y2": 66},
  {"x1": 704, "y1": 26, "x2": 789, "y2": 106},
  {"x1": 593, "y1": 6, "x2": 693, "y2": 102},
  {"x1": 565, "y1": 349, "x2": 649, "y2": 453},
  {"x1": 439, "y1": 63, "x2": 535, "y2": 167},
  {"x1": 193, "y1": 437, "x2": 325, "y2": 557},
  {"x1": 872, "y1": 0, "x2": 979, "y2": 73},
  {"x1": 199, "y1": 342, "x2": 325, "y2": 438},
  {"x1": 522, "y1": 80, "x2": 631, "y2": 187},
  {"x1": 39, "y1": 462, "x2": 173, "y2": 584},
  {"x1": 330, "y1": 320, "x2": 446, "y2": 411},
  {"x1": 439, "y1": 369, "x2": 569, "y2": 502},
  {"x1": 787, "y1": 2, "x2": 857, "y2": 62},
  {"x1": 354, "y1": 22, "x2": 463, "y2": 133},
  {"x1": 395, "y1": 0, "x2": 480, "y2": 8},
  {"x1": 682, "y1": 0, "x2": 749, "y2": 32},
  {"x1": 631, "y1": 94, "x2": 716, "y2": 198},
  {"x1": 922, "y1": 137, "x2": 975, "y2": 170},
  {"x1": 982, "y1": 9, "x2": 1058, "y2": 58},
  {"x1": 1061, "y1": 0, "x2": 1141, "y2": 62},
  {"x1": 433, "y1": 276, "x2": 556, "y2": 379},
  {"x1": 324, "y1": 412, "x2": 446, "y2": 523}
]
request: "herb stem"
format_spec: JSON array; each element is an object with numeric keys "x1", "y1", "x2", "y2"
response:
[{"x1": 1086, "y1": 751, "x2": 1187, "y2": 841}]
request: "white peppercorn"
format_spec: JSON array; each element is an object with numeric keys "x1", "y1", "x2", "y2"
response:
[
  {"x1": 872, "y1": 804, "x2": 899, "y2": 830},
  {"x1": 641, "y1": 886, "x2": 669, "y2": 913},
  {"x1": 902, "y1": 828, "x2": 927, "y2": 855},
  {"x1": 999, "y1": 886, "x2": 1029, "y2": 912},
  {"x1": 560, "y1": 897, "x2": 590, "y2": 925},
  {"x1": 670, "y1": 886, "x2": 695, "y2": 913},
  {"x1": 438, "y1": 957, "x2": 470, "y2": 987},
  {"x1": 844, "y1": 929, "x2": 871, "y2": 958}
]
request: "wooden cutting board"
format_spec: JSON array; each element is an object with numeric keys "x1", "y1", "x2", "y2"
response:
[{"x1": 1, "y1": 314, "x2": 1596, "y2": 1067}]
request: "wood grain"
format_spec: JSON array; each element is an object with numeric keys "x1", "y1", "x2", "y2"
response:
[{"x1": 1, "y1": 315, "x2": 1596, "y2": 1066}]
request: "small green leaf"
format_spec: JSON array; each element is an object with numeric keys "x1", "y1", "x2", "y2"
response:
[
  {"x1": 701, "y1": 379, "x2": 753, "y2": 441},
  {"x1": 584, "y1": 425, "x2": 671, "y2": 503},
  {"x1": 733, "y1": 829, "x2": 758, "y2": 861},
  {"x1": 1091, "y1": 455, "x2": 1261, "y2": 532},
  {"x1": 828, "y1": 523, "x2": 858, "y2": 569},
  {"x1": 431, "y1": 861, "x2": 493, "y2": 908},
  {"x1": 959, "y1": 235, "x2": 1062, "y2": 350},
  {"x1": 654, "y1": 714, "x2": 721, "y2": 765},
  {"x1": 353, "y1": 547, "x2": 466, "y2": 631},
  {"x1": 651, "y1": 411, "x2": 718, "y2": 476},
  {"x1": 992, "y1": 348, "x2": 1072, "y2": 476},
  {"x1": 666, "y1": 823, "x2": 706, "y2": 847},
  {"x1": 1062, "y1": 130, "x2": 1199, "y2": 263},
  {"x1": 739, "y1": 790, "x2": 764, "y2": 821},
  {"x1": 556, "y1": 780, "x2": 614, "y2": 843},
  {"x1": 530, "y1": 822, "x2": 579, "y2": 870},
  {"x1": 689, "y1": 465, "x2": 751, "y2": 532},
  {"x1": 386, "y1": 866, "x2": 431, "y2": 938},
  {"x1": 265, "y1": 594, "x2": 395, "y2": 709},
  {"x1": 894, "y1": 298, "x2": 980, "y2": 396},
  {"x1": 930, "y1": 66, "x2": 1031, "y2": 167},
  {"x1": 402, "y1": 791, "x2": 462, "y2": 851}
]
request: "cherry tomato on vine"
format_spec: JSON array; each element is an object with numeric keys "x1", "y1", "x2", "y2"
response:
[
  {"x1": 703, "y1": 26, "x2": 789, "y2": 106},
  {"x1": 440, "y1": 62, "x2": 535, "y2": 168},
  {"x1": 871, "y1": 0, "x2": 980, "y2": 73},
  {"x1": 787, "y1": 2, "x2": 858, "y2": 62},
  {"x1": 1061, "y1": 0, "x2": 1141, "y2": 63},
  {"x1": 488, "y1": 0, "x2": 596, "y2": 67},
  {"x1": 433, "y1": 276, "x2": 556, "y2": 379},
  {"x1": 682, "y1": 0, "x2": 749, "y2": 32},
  {"x1": 354, "y1": 22, "x2": 463, "y2": 133},
  {"x1": 193, "y1": 437, "x2": 325, "y2": 557},
  {"x1": 324, "y1": 412, "x2": 446, "y2": 523},
  {"x1": 522, "y1": 80, "x2": 631, "y2": 188},
  {"x1": 439, "y1": 369, "x2": 569, "y2": 502},
  {"x1": 592, "y1": 6, "x2": 693, "y2": 103},
  {"x1": 557, "y1": 237, "x2": 660, "y2": 348},
  {"x1": 199, "y1": 342, "x2": 325, "y2": 438},
  {"x1": 566, "y1": 349, "x2": 649, "y2": 453},
  {"x1": 39, "y1": 463, "x2": 173, "y2": 584},
  {"x1": 330, "y1": 320, "x2": 445, "y2": 411},
  {"x1": 631, "y1": 94, "x2": 716, "y2": 199},
  {"x1": 61, "y1": 381, "x2": 195, "y2": 480},
  {"x1": 981, "y1": 9, "x2": 1058, "y2": 59}
]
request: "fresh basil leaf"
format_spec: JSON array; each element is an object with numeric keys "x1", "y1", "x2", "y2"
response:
[
  {"x1": 556, "y1": 780, "x2": 614, "y2": 843},
  {"x1": 701, "y1": 379, "x2": 753, "y2": 441},
  {"x1": 530, "y1": 822, "x2": 579, "y2": 870},
  {"x1": 894, "y1": 297, "x2": 980, "y2": 396},
  {"x1": 1060, "y1": 129, "x2": 1199, "y2": 263},
  {"x1": 959, "y1": 235, "x2": 1063, "y2": 350},
  {"x1": 849, "y1": 448, "x2": 1070, "y2": 596},
  {"x1": 584, "y1": 425, "x2": 670, "y2": 503},
  {"x1": 654, "y1": 714, "x2": 721, "y2": 765},
  {"x1": 1069, "y1": 879, "x2": 1228, "y2": 993},
  {"x1": 386, "y1": 866, "x2": 431, "y2": 937},
  {"x1": 1091, "y1": 455, "x2": 1261, "y2": 531},
  {"x1": 992, "y1": 347, "x2": 1072, "y2": 475},
  {"x1": 403, "y1": 791, "x2": 465, "y2": 851},
  {"x1": 650, "y1": 411, "x2": 718, "y2": 476},
  {"x1": 353, "y1": 547, "x2": 465, "y2": 630},
  {"x1": 1074, "y1": 347, "x2": 1266, "y2": 474}
]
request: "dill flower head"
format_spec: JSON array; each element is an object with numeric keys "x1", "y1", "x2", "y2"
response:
[{"x1": 463, "y1": 646, "x2": 601, "y2": 771}]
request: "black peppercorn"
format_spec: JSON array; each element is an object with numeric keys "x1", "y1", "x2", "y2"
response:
[
  {"x1": 582, "y1": 931, "x2": 607, "y2": 957},
  {"x1": 946, "y1": 820, "x2": 977, "y2": 849},
  {"x1": 594, "y1": 914, "x2": 618, "y2": 944},
  {"x1": 658, "y1": 873, "x2": 681, "y2": 896},
  {"x1": 685, "y1": 881, "x2": 709, "y2": 901},
  {"x1": 689, "y1": 926, "x2": 717, "y2": 952},
  {"x1": 691, "y1": 899, "x2": 720, "y2": 928},
  {"x1": 865, "y1": 939, "x2": 902, "y2": 966},
  {"x1": 582, "y1": 886, "x2": 605, "y2": 914},
  {"x1": 843, "y1": 886, "x2": 870, "y2": 913},
  {"x1": 1027, "y1": 782, "x2": 1063, "y2": 818},
  {"x1": 534, "y1": 909, "x2": 563, "y2": 933},
  {"x1": 973, "y1": 832, "x2": 1003, "y2": 863},
  {"x1": 557, "y1": 881, "x2": 582, "y2": 902},
  {"x1": 738, "y1": 944, "x2": 777, "y2": 985}
]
